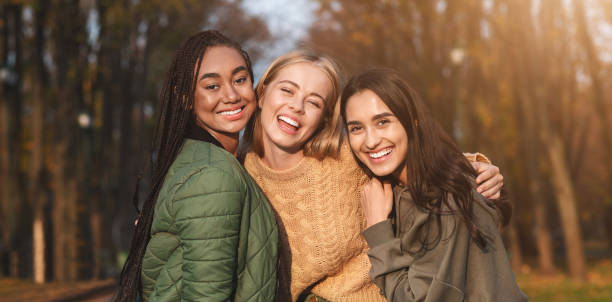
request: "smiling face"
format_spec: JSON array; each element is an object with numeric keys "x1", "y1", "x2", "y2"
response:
[
  {"x1": 345, "y1": 89, "x2": 409, "y2": 181},
  {"x1": 258, "y1": 62, "x2": 332, "y2": 154},
  {"x1": 193, "y1": 46, "x2": 256, "y2": 144}
]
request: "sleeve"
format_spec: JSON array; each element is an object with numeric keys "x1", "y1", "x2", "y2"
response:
[
  {"x1": 363, "y1": 219, "x2": 467, "y2": 302},
  {"x1": 172, "y1": 167, "x2": 244, "y2": 301},
  {"x1": 463, "y1": 152, "x2": 491, "y2": 164},
  {"x1": 362, "y1": 220, "x2": 418, "y2": 302}
]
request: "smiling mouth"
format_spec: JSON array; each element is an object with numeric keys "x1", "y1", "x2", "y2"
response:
[
  {"x1": 218, "y1": 106, "x2": 244, "y2": 116},
  {"x1": 278, "y1": 115, "x2": 300, "y2": 130},
  {"x1": 369, "y1": 148, "x2": 392, "y2": 159}
]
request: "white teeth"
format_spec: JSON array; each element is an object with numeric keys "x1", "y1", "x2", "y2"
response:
[
  {"x1": 278, "y1": 116, "x2": 299, "y2": 127},
  {"x1": 369, "y1": 148, "x2": 392, "y2": 159},
  {"x1": 219, "y1": 107, "x2": 243, "y2": 116}
]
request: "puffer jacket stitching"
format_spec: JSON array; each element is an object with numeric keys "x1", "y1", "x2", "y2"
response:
[
  {"x1": 143, "y1": 140, "x2": 278, "y2": 301},
  {"x1": 176, "y1": 213, "x2": 241, "y2": 223}
]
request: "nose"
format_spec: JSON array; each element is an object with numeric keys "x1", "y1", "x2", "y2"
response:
[
  {"x1": 364, "y1": 128, "x2": 382, "y2": 150},
  {"x1": 222, "y1": 83, "x2": 240, "y2": 103},
  {"x1": 287, "y1": 96, "x2": 304, "y2": 113}
]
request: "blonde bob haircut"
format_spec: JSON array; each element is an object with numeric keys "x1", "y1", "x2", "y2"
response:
[{"x1": 242, "y1": 50, "x2": 344, "y2": 160}]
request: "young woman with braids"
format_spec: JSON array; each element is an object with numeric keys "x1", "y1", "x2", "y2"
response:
[
  {"x1": 113, "y1": 30, "x2": 278, "y2": 302},
  {"x1": 241, "y1": 51, "x2": 506, "y2": 301},
  {"x1": 341, "y1": 69, "x2": 527, "y2": 301}
]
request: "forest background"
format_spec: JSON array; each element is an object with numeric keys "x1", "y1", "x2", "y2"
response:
[{"x1": 1, "y1": 0, "x2": 612, "y2": 301}]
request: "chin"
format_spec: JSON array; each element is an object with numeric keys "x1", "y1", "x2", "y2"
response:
[{"x1": 368, "y1": 164, "x2": 396, "y2": 178}]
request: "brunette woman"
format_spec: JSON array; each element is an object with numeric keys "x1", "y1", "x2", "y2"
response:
[
  {"x1": 114, "y1": 30, "x2": 278, "y2": 302},
  {"x1": 341, "y1": 68, "x2": 527, "y2": 302}
]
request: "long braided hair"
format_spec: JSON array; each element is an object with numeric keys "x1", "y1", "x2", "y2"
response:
[{"x1": 113, "y1": 30, "x2": 254, "y2": 302}]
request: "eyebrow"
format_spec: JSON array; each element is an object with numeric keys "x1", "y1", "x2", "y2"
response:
[
  {"x1": 346, "y1": 112, "x2": 394, "y2": 126},
  {"x1": 199, "y1": 66, "x2": 248, "y2": 81},
  {"x1": 278, "y1": 80, "x2": 326, "y2": 101}
]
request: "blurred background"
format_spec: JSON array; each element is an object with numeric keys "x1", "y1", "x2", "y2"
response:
[{"x1": 1, "y1": 0, "x2": 611, "y2": 301}]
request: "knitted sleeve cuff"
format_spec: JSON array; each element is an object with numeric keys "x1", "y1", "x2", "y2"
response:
[
  {"x1": 463, "y1": 152, "x2": 491, "y2": 164},
  {"x1": 362, "y1": 219, "x2": 395, "y2": 247}
]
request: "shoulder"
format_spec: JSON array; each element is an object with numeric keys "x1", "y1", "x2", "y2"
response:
[
  {"x1": 439, "y1": 190, "x2": 500, "y2": 239},
  {"x1": 322, "y1": 138, "x2": 366, "y2": 176},
  {"x1": 243, "y1": 151, "x2": 262, "y2": 178},
  {"x1": 168, "y1": 140, "x2": 250, "y2": 203},
  {"x1": 471, "y1": 190, "x2": 502, "y2": 231}
]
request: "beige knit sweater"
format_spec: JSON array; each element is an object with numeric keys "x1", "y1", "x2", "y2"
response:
[
  {"x1": 244, "y1": 143, "x2": 385, "y2": 302},
  {"x1": 244, "y1": 141, "x2": 489, "y2": 302}
]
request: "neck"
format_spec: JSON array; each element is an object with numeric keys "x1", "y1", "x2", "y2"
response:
[
  {"x1": 394, "y1": 165, "x2": 409, "y2": 186},
  {"x1": 194, "y1": 121, "x2": 240, "y2": 156},
  {"x1": 213, "y1": 132, "x2": 240, "y2": 156},
  {"x1": 261, "y1": 140, "x2": 305, "y2": 170}
]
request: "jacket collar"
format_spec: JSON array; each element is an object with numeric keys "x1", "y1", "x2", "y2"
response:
[{"x1": 184, "y1": 123, "x2": 224, "y2": 150}]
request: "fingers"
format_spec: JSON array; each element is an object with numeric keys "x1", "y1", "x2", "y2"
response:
[
  {"x1": 471, "y1": 161, "x2": 485, "y2": 173},
  {"x1": 479, "y1": 179, "x2": 503, "y2": 199},
  {"x1": 382, "y1": 181, "x2": 393, "y2": 192},
  {"x1": 475, "y1": 164, "x2": 500, "y2": 184},
  {"x1": 363, "y1": 177, "x2": 385, "y2": 198},
  {"x1": 477, "y1": 172, "x2": 503, "y2": 192},
  {"x1": 481, "y1": 188, "x2": 501, "y2": 200}
]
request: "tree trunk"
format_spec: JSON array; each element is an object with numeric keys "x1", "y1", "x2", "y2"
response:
[
  {"x1": 90, "y1": 210, "x2": 102, "y2": 280},
  {"x1": 30, "y1": 0, "x2": 49, "y2": 284},
  {"x1": 507, "y1": 0, "x2": 587, "y2": 280},
  {"x1": 1, "y1": 4, "x2": 24, "y2": 279},
  {"x1": 53, "y1": 147, "x2": 67, "y2": 282},
  {"x1": 525, "y1": 0, "x2": 587, "y2": 281},
  {"x1": 546, "y1": 134, "x2": 587, "y2": 280},
  {"x1": 509, "y1": 35, "x2": 556, "y2": 274},
  {"x1": 67, "y1": 177, "x2": 79, "y2": 280},
  {"x1": 51, "y1": 0, "x2": 84, "y2": 281},
  {"x1": 10, "y1": 251, "x2": 18, "y2": 278},
  {"x1": 533, "y1": 195, "x2": 556, "y2": 274},
  {"x1": 0, "y1": 86, "x2": 12, "y2": 275},
  {"x1": 572, "y1": 0, "x2": 612, "y2": 251},
  {"x1": 33, "y1": 208, "x2": 45, "y2": 283}
]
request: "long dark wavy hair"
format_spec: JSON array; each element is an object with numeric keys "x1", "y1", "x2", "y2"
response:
[
  {"x1": 113, "y1": 30, "x2": 254, "y2": 302},
  {"x1": 340, "y1": 68, "x2": 511, "y2": 252}
]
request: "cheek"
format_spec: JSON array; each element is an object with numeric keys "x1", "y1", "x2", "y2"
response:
[
  {"x1": 239, "y1": 86, "x2": 256, "y2": 104},
  {"x1": 397, "y1": 130, "x2": 409, "y2": 152},
  {"x1": 347, "y1": 136, "x2": 362, "y2": 156},
  {"x1": 194, "y1": 93, "x2": 215, "y2": 112},
  {"x1": 260, "y1": 100, "x2": 274, "y2": 120},
  {"x1": 259, "y1": 91, "x2": 281, "y2": 113},
  {"x1": 308, "y1": 109, "x2": 325, "y2": 129}
]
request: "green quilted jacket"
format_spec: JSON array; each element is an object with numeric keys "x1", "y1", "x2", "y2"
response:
[{"x1": 141, "y1": 138, "x2": 278, "y2": 302}]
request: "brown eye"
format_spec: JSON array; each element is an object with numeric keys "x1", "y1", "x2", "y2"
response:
[
  {"x1": 235, "y1": 77, "x2": 248, "y2": 84},
  {"x1": 349, "y1": 125, "x2": 362, "y2": 133},
  {"x1": 377, "y1": 119, "x2": 390, "y2": 126},
  {"x1": 205, "y1": 84, "x2": 219, "y2": 90}
]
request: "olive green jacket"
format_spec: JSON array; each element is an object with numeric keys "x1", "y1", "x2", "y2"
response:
[
  {"x1": 141, "y1": 139, "x2": 278, "y2": 302},
  {"x1": 363, "y1": 186, "x2": 527, "y2": 302}
]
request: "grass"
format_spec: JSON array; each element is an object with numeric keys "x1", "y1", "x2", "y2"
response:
[{"x1": 516, "y1": 259, "x2": 612, "y2": 302}]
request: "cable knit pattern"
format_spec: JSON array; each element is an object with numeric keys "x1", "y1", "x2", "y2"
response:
[{"x1": 244, "y1": 142, "x2": 385, "y2": 302}]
